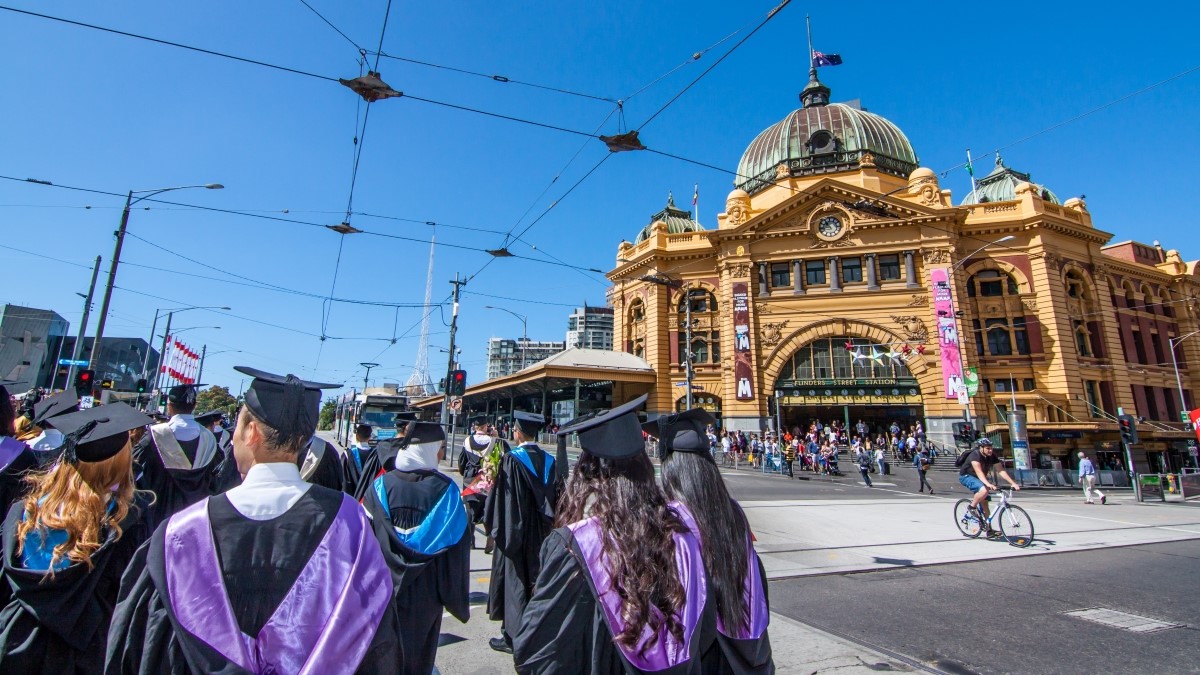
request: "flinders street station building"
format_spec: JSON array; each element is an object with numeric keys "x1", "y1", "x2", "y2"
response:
[{"x1": 608, "y1": 69, "x2": 1200, "y2": 475}]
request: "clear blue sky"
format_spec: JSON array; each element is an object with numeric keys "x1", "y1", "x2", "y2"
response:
[{"x1": 2, "y1": 1, "x2": 1198, "y2": 396}]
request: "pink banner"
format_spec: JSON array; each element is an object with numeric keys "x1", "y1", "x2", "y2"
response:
[
  {"x1": 930, "y1": 268, "x2": 963, "y2": 399},
  {"x1": 732, "y1": 282, "x2": 755, "y2": 401}
]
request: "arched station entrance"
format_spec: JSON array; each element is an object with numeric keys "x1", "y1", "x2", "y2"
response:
[{"x1": 774, "y1": 337, "x2": 923, "y2": 439}]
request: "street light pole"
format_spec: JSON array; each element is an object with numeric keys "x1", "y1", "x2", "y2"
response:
[
  {"x1": 89, "y1": 184, "x2": 223, "y2": 370},
  {"x1": 483, "y1": 306, "x2": 528, "y2": 371},
  {"x1": 945, "y1": 236, "x2": 1016, "y2": 428},
  {"x1": 360, "y1": 362, "x2": 380, "y2": 392},
  {"x1": 1170, "y1": 329, "x2": 1200, "y2": 421}
]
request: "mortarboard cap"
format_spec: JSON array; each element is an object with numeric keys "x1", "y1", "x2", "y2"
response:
[
  {"x1": 471, "y1": 415, "x2": 488, "y2": 427},
  {"x1": 513, "y1": 411, "x2": 544, "y2": 437},
  {"x1": 555, "y1": 394, "x2": 648, "y2": 462},
  {"x1": 393, "y1": 410, "x2": 419, "y2": 423},
  {"x1": 194, "y1": 410, "x2": 226, "y2": 426},
  {"x1": 32, "y1": 389, "x2": 80, "y2": 427},
  {"x1": 234, "y1": 366, "x2": 338, "y2": 439},
  {"x1": 150, "y1": 412, "x2": 170, "y2": 423},
  {"x1": 167, "y1": 383, "x2": 205, "y2": 406},
  {"x1": 51, "y1": 402, "x2": 152, "y2": 463},
  {"x1": 643, "y1": 408, "x2": 718, "y2": 461}
]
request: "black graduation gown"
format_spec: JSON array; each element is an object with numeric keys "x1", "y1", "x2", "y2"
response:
[
  {"x1": 483, "y1": 444, "x2": 562, "y2": 637},
  {"x1": 342, "y1": 444, "x2": 375, "y2": 497},
  {"x1": 133, "y1": 433, "x2": 230, "y2": 531},
  {"x1": 105, "y1": 487, "x2": 403, "y2": 675},
  {"x1": 457, "y1": 436, "x2": 486, "y2": 482},
  {"x1": 514, "y1": 527, "x2": 719, "y2": 675},
  {"x1": 0, "y1": 497, "x2": 151, "y2": 675},
  {"x1": 364, "y1": 469, "x2": 470, "y2": 675},
  {"x1": 0, "y1": 441, "x2": 38, "y2": 516},
  {"x1": 300, "y1": 437, "x2": 350, "y2": 493}
]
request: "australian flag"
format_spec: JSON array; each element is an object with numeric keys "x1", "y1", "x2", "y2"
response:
[{"x1": 812, "y1": 51, "x2": 843, "y2": 67}]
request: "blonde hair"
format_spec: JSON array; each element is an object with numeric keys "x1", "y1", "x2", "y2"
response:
[{"x1": 16, "y1": 439, "x2": 136, "y2": 575}]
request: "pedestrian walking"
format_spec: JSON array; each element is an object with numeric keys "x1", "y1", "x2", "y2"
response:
[
  {"x1": 782, "y1": 437, "x2": 795, "y2": 478},
  {"x1": 916, "y1": 447, "x2": 934, "y2": 494},
  {"x1": 857, "y1": 448, "x2": 874, "y2": 487},
  {"x1": 1078, "y1": 451, "x2": 1106, "y2": 504}
]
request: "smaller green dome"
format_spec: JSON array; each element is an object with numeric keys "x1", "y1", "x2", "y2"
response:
[
  {"x1": 634, "y1": 192, "x2": 704, "y2": 244},
  {"x1": 960, "y1": 155, "x2": 1060, "y2": 205}
]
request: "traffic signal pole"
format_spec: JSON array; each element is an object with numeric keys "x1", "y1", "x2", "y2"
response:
[
  {"x1": 1118, "y1": 407, "x2": 1140, "y2": 501},
  {"x1": 66, "y1": 256, "x2": 102, "y2": 390},
  {"x1": 440, "y1": 274, "x2": 465, "y2": 432}
]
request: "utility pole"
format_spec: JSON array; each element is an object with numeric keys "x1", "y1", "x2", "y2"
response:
[
  {"x1": 440, "y1": 274, "x2": 466, "y2": 431},
  {"x1": 90, "y1": 191, "x2": 135, "y2": 370},
  {"x1": 67, "y1": 256, "x2": 102, "y2": 388},
  {"x1": 196, "y1": 345, "x2": 207, "y2": 384},
  {"x1": 154, "y1": 312, "x2": 175, "y2": 404}
]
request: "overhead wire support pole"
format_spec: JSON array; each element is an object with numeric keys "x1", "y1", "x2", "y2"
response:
[{"x1": 440, "y1": 274, "x2": 466, "y2": 431}]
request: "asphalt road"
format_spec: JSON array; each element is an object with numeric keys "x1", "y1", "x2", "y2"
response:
[{"x1": 767, "y1": 539, "x2": 1200, "y2": 675}]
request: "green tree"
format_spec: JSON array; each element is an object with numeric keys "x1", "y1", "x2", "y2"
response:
[
  {"x1": 318, "y1": 399, "x2": 336, "y2": 430},
  {"x1": 195, "y1": 385, "x2": 238, "y2": 416}
]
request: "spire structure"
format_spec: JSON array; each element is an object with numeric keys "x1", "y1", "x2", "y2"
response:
[{"x1": 406, "y1": 233, "x2": 436, "y2": 396}]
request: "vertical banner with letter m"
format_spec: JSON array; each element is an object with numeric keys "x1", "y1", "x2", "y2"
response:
[{"x1": 732, "y1": 282, "x2": 755, "y2": 400}]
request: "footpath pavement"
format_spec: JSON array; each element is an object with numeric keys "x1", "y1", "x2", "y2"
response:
[{"x1": 318, "y1": 432, "x2": 1200, "y2": 673}]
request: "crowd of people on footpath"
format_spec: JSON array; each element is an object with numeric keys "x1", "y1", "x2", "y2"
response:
[
  {"x1": 0, "y1": 370, "x2": 773, "y2": 674},
  {"x1": 705, "y1": 418, "x2": 932, "y2": 476}
]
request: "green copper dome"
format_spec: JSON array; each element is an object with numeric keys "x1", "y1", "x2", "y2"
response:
[
  {"x1": 736, "y1": 74, "x2": 918, "y2": 194},
  {"x1": 959, "y1": 155, "x2": 1060, "y2": 205},
  {"x1": 634, "y1": 193, "x2": 703, "y2": 244}
]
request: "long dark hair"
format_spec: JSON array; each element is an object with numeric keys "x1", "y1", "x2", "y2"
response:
[
  {"x1": 0, "y1": 386, "x2": 15, "y2": 437},
  {"x1": 557, "y1": 451, "x2": 687, "y2": 654},
  {"x1": 661, "y1": 451, "x2": 750, "y2": 633}
]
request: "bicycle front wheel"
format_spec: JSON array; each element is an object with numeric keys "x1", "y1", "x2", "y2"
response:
[
  {"x1": 954, "y1": 499, "x2": 983, "y2": 538},
  {"x1": 999, "y1": 505, "x2": 1035, "y2": 547}
]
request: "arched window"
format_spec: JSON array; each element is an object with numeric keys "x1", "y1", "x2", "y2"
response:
[
  {"x1": 966, "y1": 269, "x2": 1019, "y2": 297},
  {"x1": 777, "y1": 337, "x2": 915, "y2": 384},
  {"x1": 628, "y1": 298, "x2": 645, "y2": 323},
  {"x1": 677, "y1": 288, "x2": 717, "y2": 314}
]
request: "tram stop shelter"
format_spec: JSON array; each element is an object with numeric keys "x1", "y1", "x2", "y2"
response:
[{"x1": 411, "y1": 348, "x2": 656, "y2": 430}]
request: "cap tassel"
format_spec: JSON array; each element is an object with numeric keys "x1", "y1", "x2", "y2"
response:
[{"x1": 60, "y1": 419, "x2": 100, "y2": 465}]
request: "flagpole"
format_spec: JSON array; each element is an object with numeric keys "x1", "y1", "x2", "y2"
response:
[
  {"x1": 806, "y1": 14, "x2": 814, "y2": 70},
  {"x1": 966, "y1": 148, "x2": 980, "y2": 202}
]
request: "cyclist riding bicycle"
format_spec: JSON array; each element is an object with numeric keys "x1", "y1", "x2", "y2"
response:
[{"x1": 958, "y1": 437, "x2": 1020, "y2": 537}]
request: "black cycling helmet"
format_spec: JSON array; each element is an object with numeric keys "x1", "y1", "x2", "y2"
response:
[{"x1": 976, "y1": 437, "x2": 993, "y2": 447}]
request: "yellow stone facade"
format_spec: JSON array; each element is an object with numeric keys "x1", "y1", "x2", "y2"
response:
[{"x1": 608, "y1": 128, "x2": 1200, "y2": 471}]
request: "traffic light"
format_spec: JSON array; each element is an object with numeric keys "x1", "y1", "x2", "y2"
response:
[
  {"x1": 159, "y1": 393, "x2": 168, "y2": 408},
  {"x1": 1118, "y1": 414, "x2": 1138, "y2": 445},
  {"x1": 136, "y1": 378, "x2": 148, "y2": 394},
  {"x1": 75, "y1": 369, "x2": 94, "y2": 394},
  {"x1": 952, "y1": 421, "x2": 975, "y2": 446},
  {"x1": 448, "y1": 370, "x2": 467, "y2": 396}
]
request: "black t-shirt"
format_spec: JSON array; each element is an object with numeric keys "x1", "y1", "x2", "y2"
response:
[{"x1": 959, "y1": 449, "x2": 1003, "y2": 476}]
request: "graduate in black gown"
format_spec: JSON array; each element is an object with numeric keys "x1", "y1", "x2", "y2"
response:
[
  {"x1": 515, "y1": 395, "x2": 718, "y2": 674},
  {"x1": 195, "y1": 410, "x2": 242, "y2": 491},
  {"x1": 484, "y1": 410, "x2": 560, "y2": 653},
  {"x1": 342, "y1": 423, "x2": 376, "y2": 494},
  {"x1": 363, "y1": 420, "x2": 470, "y2": 675},
  {"x1": 298, "y1": 432, "x2": 350, "y2": 492},
  {"x1": 650, "y1": 409, "x2": 774, "y2": 673},
  {"x1": 0, "y1": 383, "x2": 39, "y2": 515},
  {"x1": 133, "y1": 384, "x2": 234, "y2": 529},
  {"x1": 0, "y1": 403, "x2": 153, "y2": 674},
  {"x1": 107, "y1": 366, "x2": 401, "y2": 675},
  {"x1": 459, "y1": 416, "x2": 498, "y2": 548},
  {"x1": 352, "y1": 410, "x2": 417, "y2": 501}
]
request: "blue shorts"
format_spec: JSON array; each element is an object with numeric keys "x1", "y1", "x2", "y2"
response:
[{"x1": 959, "y1": 475, "x2": 988, "y2": 492}]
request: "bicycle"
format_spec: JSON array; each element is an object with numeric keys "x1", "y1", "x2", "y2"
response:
[{"x1": 953, "y1": 487, "x2": 1035, "y2": 547}]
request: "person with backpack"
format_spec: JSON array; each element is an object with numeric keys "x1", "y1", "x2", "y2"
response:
[
  {"x1": 916, "y1": 447, "x2": 934, "y2": 494},
  {"x1": 856, "y1": 446, "x2": 873, "y2": 487},
  {"x1": 957, "y1": 438, "x2": 1020, "y2": 537}
]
